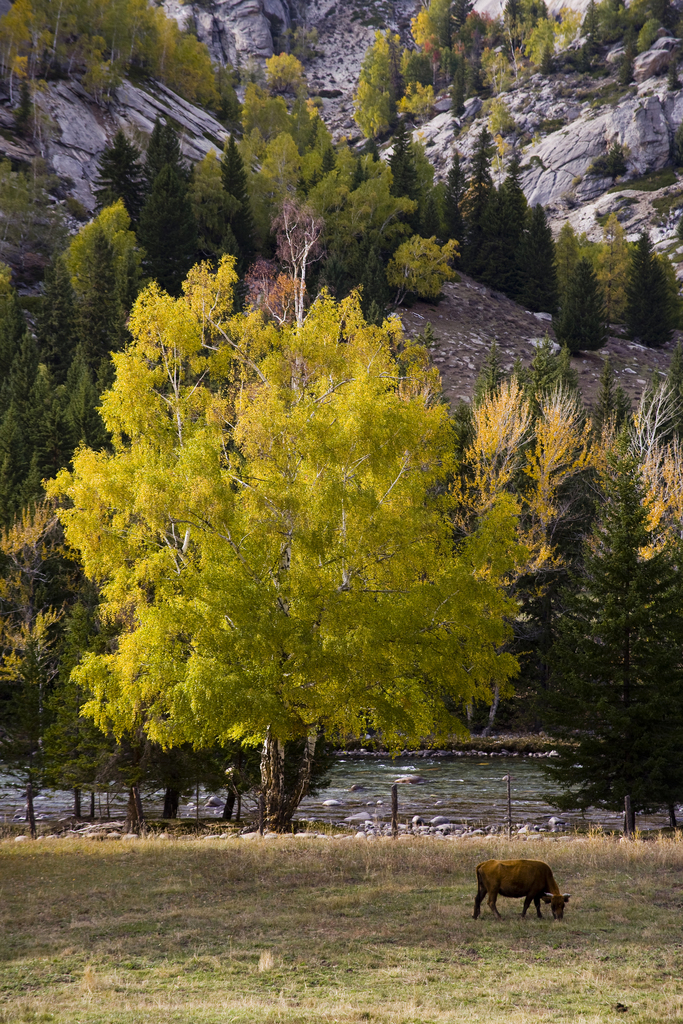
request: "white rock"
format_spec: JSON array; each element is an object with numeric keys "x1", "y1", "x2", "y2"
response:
[
  {"x1": 14, "y1": 835, "x2": 28, "y2": 842},
  {"x1": 323, "y1": 799, "x2": 343, "y2": 806},
  {"x1": 343, "y1": 811, "x2": 372, "y2": 823}
]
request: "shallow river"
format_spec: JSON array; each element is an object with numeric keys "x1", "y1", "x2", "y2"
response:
[{"x1": 3, "y1": 755, "x2": 675, "y2": 832}]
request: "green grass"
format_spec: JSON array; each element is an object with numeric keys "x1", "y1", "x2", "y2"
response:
[
  {"x1": 608, "y1": 168, "x2": 678, "y2": 194},
  {"x1": 1, "y1": 834, "x2": 682, "y2": 1023}
]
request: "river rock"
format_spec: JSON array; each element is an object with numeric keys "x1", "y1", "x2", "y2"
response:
[
  {"x1": 205, "y1": 796, "x2": 223, "y2": 807},
  {"x1": 343, "y1": 811, "x2": 372, "y2": 823},
  {"x1": 323, "y1": 799, "x2": 343, "y2": 806},
  {"x1": 430, "y1": 816, "x2": 451, "y2": 825},
  {"x1": 349, "y1": 784, "x2": 365, "y2": 791},
  {"x1": 394, "y1": 775, "x2": 426, "y2": 785},
  {"x1": 14, "y1": 835, "x2": 28, "y2": 842},
  {"x1": 412, "y1": 815, "x2": 424, "y2": 825}
]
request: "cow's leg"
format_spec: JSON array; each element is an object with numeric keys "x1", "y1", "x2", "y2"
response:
[
  {"x1": 522, "y1": 895, "x2": 533, "y2": 917},
  {"x1": 534, "y1": 896, "x2": 542, "y2": 919},
  {"x1": 473, "y1": 883, "x2": 486, "y2": 919},
  {"x1": 487, "y1": 889, "x2": 502, "y2": 919}
]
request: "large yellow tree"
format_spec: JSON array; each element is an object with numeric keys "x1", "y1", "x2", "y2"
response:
[{"x1": 51, "y1": 258, "x2": 522, "y2": 827}]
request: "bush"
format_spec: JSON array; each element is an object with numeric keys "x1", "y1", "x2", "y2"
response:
[
  {"x1": 589, "y1": 142, "x2": 627, "y2": 179},
  {"x1": 637, "y1": 18, "x2": 660, "y2": 53}
]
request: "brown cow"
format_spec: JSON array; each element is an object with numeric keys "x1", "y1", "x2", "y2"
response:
[{"x1": 473, "y1": 859, "x2": 570, "y2": 920}]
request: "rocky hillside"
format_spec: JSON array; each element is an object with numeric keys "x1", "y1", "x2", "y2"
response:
[{"x1": 398, "y1": 274, "x2": 678, "y2": 412}]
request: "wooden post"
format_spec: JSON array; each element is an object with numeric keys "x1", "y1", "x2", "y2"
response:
[
  {"x1": 90, "y1": 791, "x2": 95, "y2": 820},
  {"x1": 196, "y1": 781, "x2": 199, "y2": 825},
  {"x1": 503, "y1": 774, "x2": 512, "y2": 839},
  {"x1": 624, "y1": 794, "x2": 632, "y2": 838},
  {"x1": 391, "y1": 784, "x2": 398, "y2": 839},
  {"x1": 26, "y1": 781, "x2": 36, "y2": 840},
  {"x1": 258, "y1": 794, "x2": 265, "y2": 836}
]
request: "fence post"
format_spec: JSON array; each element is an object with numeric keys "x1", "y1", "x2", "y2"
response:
[
  {"x1": 26, "y1": 780, "x2": 36, "y2": 840},
  {"x1": 258, "y1": 794, "x2": 265, "y2": 836},
  {"x1": 504, "y1": 774, "x2": 512, "y2": 839},
  {"x1": 391, "y1": 784, "x2": 398, "y2": 839},
  {"x1": 624, "y1": 794, "x2": 632, "y2": 838}
]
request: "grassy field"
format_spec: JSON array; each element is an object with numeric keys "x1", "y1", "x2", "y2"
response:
[{"x1": 1, "y1": 834, "x2": 682, "y2": 1024}]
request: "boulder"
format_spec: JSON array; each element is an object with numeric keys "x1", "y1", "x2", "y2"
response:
[
  {"x1": 343, "y1": 811, "x2": 372, "y2": 823},
  {"x1": 430, "y1": 816, "x2": 451, "y2": 825},
  {"x1": 633, "y1": 37, "x2": 679, "y2": 84},
  {"x1": 394, "y1": 775, "x2": 426, "y2": 784},
  {"x1": 205, "y1": 795, "x2": 223, "y2": 807},
  {"x1": 323, "y1": 799, "x2": 343, "y2": 806},
  {"x1": 161, "y1": 0, "x2": 290, "y2": 64}
]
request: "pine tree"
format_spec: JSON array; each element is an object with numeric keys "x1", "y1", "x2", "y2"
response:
[
  {"x1": 554, "y1": 257, "x2": 606, "y2": 353},
  {"x1": 668, "y1": 48, "x2": 680, "y2": 91},
  {"x1": 7, "y1": 333, "x2": 39, "y2": 436},
  {"x1": 473, "y1": 339, "x2": 503, "y2": 405},
  {"x1": 451, "y1": 61, "x2": 466, "y2": 117},
  {"x1": 625, "y1": 232, "x2": 674, "y2": 348},
  {"x1": 221, "y1": 136, "x2": 256, "y2": 263},
  {"x1": 461, "y1": 127, "x2": 494, "y2": 276},
  {"x1": 76, "y1": 226, "x2": 123, "y2": 374},
  {"x1": 29, "y1": 366, "x2": 76, "y2": 482},
  {"x1": 667, "y1": 340, "x2": 683, "y2": 437},
  {"x1": 555, "y1": 222, "x2": 579, "y2": 305},
  {"x1": 359, "y1": 244, "x2": 391, "y2": 321},
  {"x1": 443, "y1": 152, "x2": 465, "y2": 245},
  {"x1": 143, "y1": 118, "x2": 186, "y2": 192},
  {"x1": 389, "y1": 119, "x2": 418, "y2": 201},
  {"x1": 480, "y1": 156, "x2": 527, "y2": 296},
  {"x1": 138, "y1": 165, "x2": 198, "y2": 297},
  {"x1": 540, "y1": 44, "x2": 553, "y2": 75},
  {"x1": 516, "y1": 204, "x2": 558, "y2": 313},
  {"x1": 351, "y1": 156, "x2": 366, "y2": 191},
  {"x1": 420, "y1": 188, "x2": 441, "y2": 238},
  {"x1": 0, "y1": 404, "x2": 28, "y2": 528},
  {"x1": 0, "y1": 289, "x2": 28, "y2": 386},
  {"x1": 65, "y1": 348, "x2": 108, "y2": 450},
  {"x1": 321, "y1": 146, "x2": 336, "y2": 176},
  {"x1": 545, "y1": 444, "x2": 683, "y2": 827},
  {"x1": 36, "y1": 256, "x2": 77, "y2": 386},
  {"x1": 15, "y1": 79, "x2": 32, "y2": 137},
  {"x1": 94, "y1": 129, "x2": 145, "y2": 222}
]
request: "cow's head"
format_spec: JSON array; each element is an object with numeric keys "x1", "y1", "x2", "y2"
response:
[{"x1": 543, "y1": 892, "x2": 570, "y2": 919}]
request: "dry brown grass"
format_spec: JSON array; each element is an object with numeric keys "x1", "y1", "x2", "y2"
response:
[{"x1": 1, "y1": 833, "x2": 682, "y2": 1023}]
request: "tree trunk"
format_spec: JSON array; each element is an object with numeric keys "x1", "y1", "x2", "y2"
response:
[
  {"x1": 669, "y1": 803, "x2": 677, "y2": 829},
  {"x1": 223, "y1": 790, "x2": 235, "y2": 821},
  {"x1": 127, "y1": 785, "x2": 145, "y2": 832},
  {"x1": 260, "y1": 728, "x2": 317, "y2": 830},
  {"x1": 162, "y1": 787, "x2": 180, "y2": 819},
  {"x1": 26, "y1": 781, "x2": 36, "y2": 839},
  {"x1": 73, "y1": 787, "x2": 81, "y2": 819},
  {"x1": 90, "y1": 791, "x2": 95, "y2": 820},
  {"x1": 482, "y1": 685, "x2": 500, "y2": 737}
]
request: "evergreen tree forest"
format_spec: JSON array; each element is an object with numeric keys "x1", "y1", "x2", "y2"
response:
[{"x1": 2, "y1": 0, "x2": 683, "y2": 835}]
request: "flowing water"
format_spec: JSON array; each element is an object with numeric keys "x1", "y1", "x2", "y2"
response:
[{"x1": 1, "y1": 755, "x2": 675, "y2": 831}]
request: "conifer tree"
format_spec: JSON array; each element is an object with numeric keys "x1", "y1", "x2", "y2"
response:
[
  {"x1": 389, "y1": 119, "x2": 418, "y2": 201},
  {"x1": 481, "y1": 157, "x2": 527, "y2": 296},
  {"x1": 443, "y1": 152, "x2": 465, "y2": 245},
  {"x1": 668, "y1": 48, "x2": 680, "y2": 91},
  {"x1": 545, "y1": 444, "x2": 683, "y2": 827},
  {"x1": 29, "y1": 366, "x2": 76, "y2": 482},
  {"x1": 65, "y1": 348, "x2": 108, "y2": 450},
  {"x1": 625, "y1": 232, "x2": 674, "y2": 348},
  {"x1": 76, "y1": 227, "x2": 123, "y2": 374},
  {"x1": 592, "y1": 356, "x2": 630, "y2": 436},
  {"x1": 516, "y1": 204, "x2": 558, "y2": 313},
  {"x1": 420, "y1": 189, "x2": 441, "y2": 238},
  {"x1": 555, "y1": 222, "x2": 579, "y2": 305},
  {"x1": 667, "y1": 340, "x2": 683, "y2": 437},
  {"x1": 138, "y1": 165, "x2": 198, "y2": 296},
  {"x1": 15, "y1": 79, "x2": 32, "y2": 137},
  {"x1": 359, "y1": 244, "x2": 391, "y2": 321},
  {"x1": 143, "y1": 118, "x2": 186, "y2": 192},
  {"x1": 554, "y1": 257, "x2": 606, "y2": 353},
  {"x1": 451, "y1": 61, "x2": 466, "y2": 117},
  {"x1": 620, "y1": 27, "x2": 636, "y2": 85},
  {"x1": 0, "y1": 404, "x2": 28, "y2": 528},
  {"x1": 221, "y1": 136, "x2": 256, "y2": 263},
  {"x1": 93, "y1": 129, "x2": 145, "y2": 222},
  {"x1": 473, "y1": 339, "x2": 503, "y2": 405},
  {"x1": 0, "y1": 289, "x2": 28, "y2": 386},
  {"x1": 7, "y1": 333, "x2": 39, "y2": 437},
  {"x1": 461, "y1": 127, "x2": 494, "y2": 276},
  {"x1": 598, "y1": 214, "x2": 628, "y2": 325},
  {"x1": 36, "y1": 256, "x2": 77, "y2": 386}
]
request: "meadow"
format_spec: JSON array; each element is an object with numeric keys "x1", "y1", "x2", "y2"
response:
[{"x1": 1, "y1": 833, "x2": 682, "y2": 1024}]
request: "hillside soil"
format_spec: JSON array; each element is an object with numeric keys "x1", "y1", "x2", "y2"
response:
[{"x1": 399, "y1": 274, "x2": 679, "y2": 409}]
